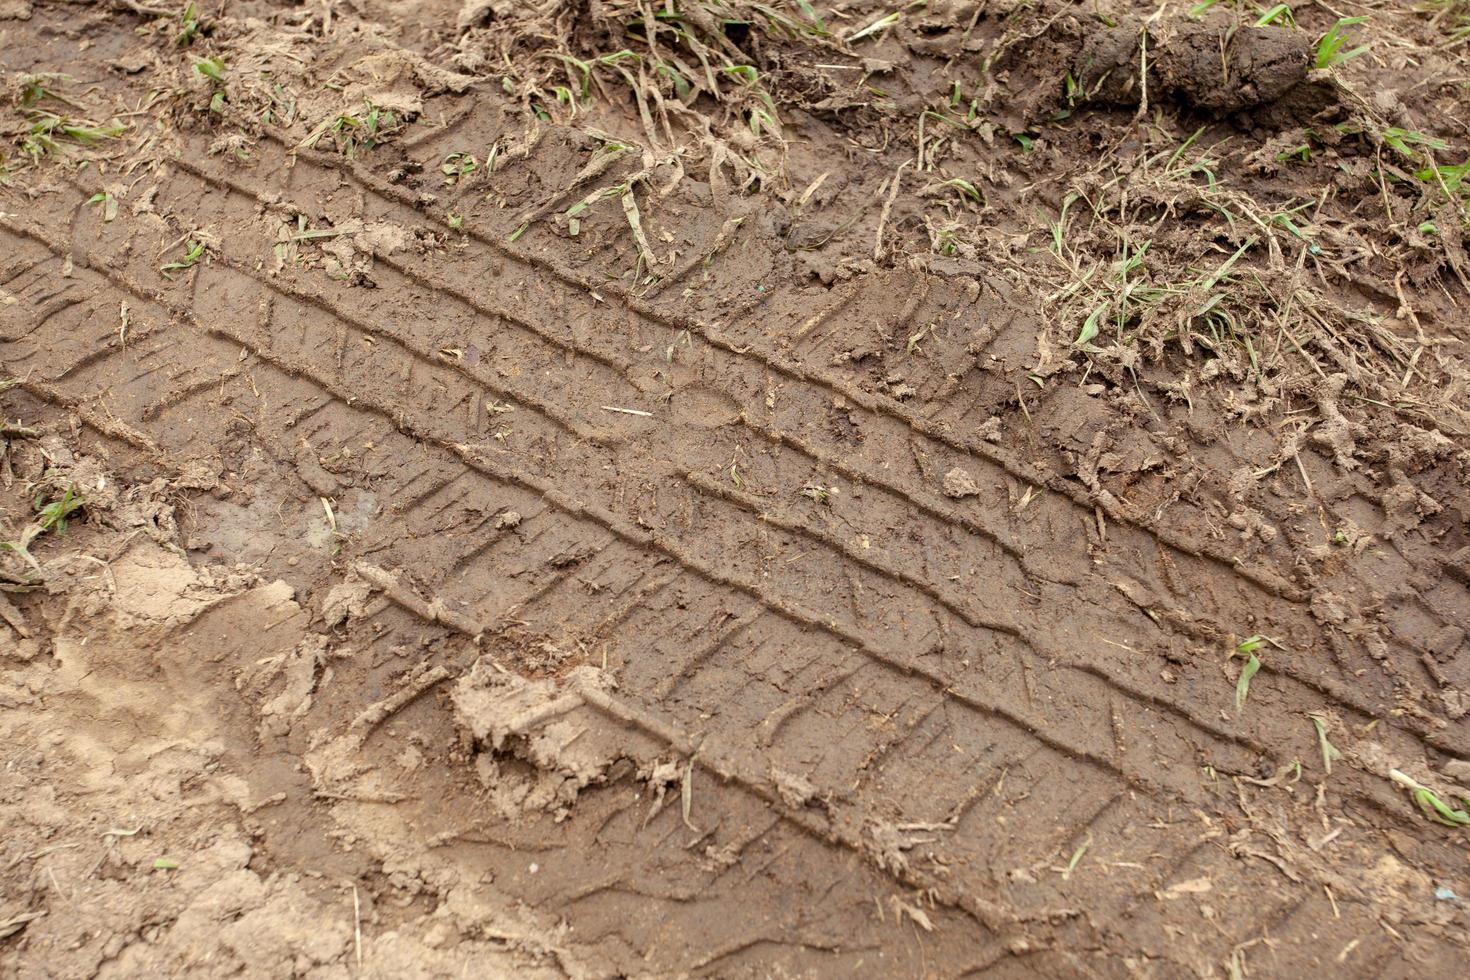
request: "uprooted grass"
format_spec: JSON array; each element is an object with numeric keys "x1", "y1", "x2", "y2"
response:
[
  {"x1": 461, "y1": 1, "x2": 838, "y2": 185},
  {"x1": 2, "y1": 74, "x2": 129, "y2": 172},
  {"x1": 1388, "y1": 769, "x2": 1470, "y2": 827},
  {"x1": 1015, "y1": 110, "x2": 1470, "y2": 438},
  {"x1": 464, "y1": 1, "x2": 1469, "y2": 447},
  {"x1": 299, "y1": 100, "x2": 402, "y2": 158},
  {"x1": 1414, "y1": 0, "x2": 1470, "y2": 44}
]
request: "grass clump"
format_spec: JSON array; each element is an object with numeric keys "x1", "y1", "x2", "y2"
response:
[
  {"x1": 1308, "y1": 714, "x2": 1342, "y2": 774},
  {"x1": 1414, "y1": 0, "x2": 1470, "y2": 43},
  {"x1": 33, "y1": 485, "x2": 84, "y2": 534},
  {"x1": 193, "y1": 56, "x2": 228, "y2": 113},
  {"x1": 2, "y1": 485, "x2": 86, "y2": 582},
  {"x1": 86, "y1": 190, "x2": 119, "y2": 222},
  {"x1": 300, "y1": 101, "x2": 402, "y2": 158},
  {"x1": 1316, "y1": 17, "x2": 1369, "y2": 69},
  {"x1": 176, "y1": 0, "x2": 210, "y2": 47},
  {"x1": 440, "y1": 151, "x2": 477, "y2": 185},
  {"x1": 6, "y1": 74, "x2": 127, "y2": 167},
  {"x1": 20, "y1": 114, "x2": 126, "y2": 162},
  {"x1": 160, "y1": 240, "x2": 206, "y2": 278}
]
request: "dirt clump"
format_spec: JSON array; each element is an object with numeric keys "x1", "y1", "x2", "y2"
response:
[{"x1": 1075, "y1": 15, "x2": 1317, "y2": 113}]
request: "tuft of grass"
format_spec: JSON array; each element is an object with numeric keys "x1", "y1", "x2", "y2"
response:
[
  {"x1": 1382, "y1": 127, "x2": 1447, "y2": 157},
  {"x1": 1415, "y1": 0, "x2": 1470, "y2": 43},
  {"x1": 748, "y1": 1, "x2": 830, "y2": 39},
  {"x1": 1415, "y1": 159, "x2": 1470, "y2": 212},
  {"x1": 1417, "y1": 159, "x2": 1470, "y2": 190},
  {"x1": 1276, "y1": 143, "x2": 1311, "y2": 163},
  {"x1": 34, "y1": 485, "x2": 84, "y2": 534},
  {"x1": 21, "y1": 114, "x2": 127, "y2": 161},
  {"x1": 799, "y1": 484, "x2": 832, "y2": 505},
  {"x1": 1232, "y1": 635, "x2": 1265, "y2": 712},
  {"x1": 1315, "y1": 17, "x2": 1369, "y2": 69},
  {"x1": 440, "y1": 151, "x2": 477, "y2": 185},
  {"x1": 1062, "y1": 840, "x2": 1089, "y2": 880},
  {"x1": 176, "y1": 0, "x2": 207, "y2": 47},
  {"x1": 160, "y1": 240, "x2": 206, "y2": 278},
  {"x1": 299, "y1": 101, "x2": 401, "y2": 158},
  {"x1": 193, "y1": 55, "x2": 225, "y2": 84},
  {"x1": 847, "y1": 10, "x2": 902, "y2": 43},
  {"x1": 1255, "y1": 4, "x2": 1295, "y2": 27},
  {"x1": 4, "y1": 484, "x2": 86, "y2": 573},
  {"x1": 87, "y1": 191, "x2": 119, "y2": 223},
  {"x1": 938, "y1": 177, "x2": 982, "y2": 204},
  {"x1": 193, "y1": 56, "x2": 227, "y2": 113}
]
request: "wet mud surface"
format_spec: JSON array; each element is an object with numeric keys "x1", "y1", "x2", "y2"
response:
[{"x1": 2, "y1": 1, "x2": 1469, "y2": 976}]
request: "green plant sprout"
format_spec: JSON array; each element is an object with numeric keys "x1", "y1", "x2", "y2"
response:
[
  {"x1": 1233, "y1": 635, "x2": 1265, "y2": 712},
  {"x1": 160, "y1": 240, "x2": 206, "y2": 278},
  {"x1": 1309, "y1": 714, "x2": 1342, "y2": 773},
  {"x1": 1389, "y1": 770, "x2": 1470, "y2": 827},
  {"x1": 1316, "y1": 17, "x2": 1369, "y2": 69}
]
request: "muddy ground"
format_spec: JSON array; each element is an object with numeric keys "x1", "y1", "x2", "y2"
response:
[{"x1": 2, "y1": 0, "x2": 1469, "y2": 976}]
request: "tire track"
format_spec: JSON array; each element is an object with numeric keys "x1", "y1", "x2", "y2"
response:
[
  {"x1": 8, "y1": 190, "x2": 1452, "y2": 788},
  {"x1": 0, "y1": 213, "x2": 1164, "y2": 877},
  {"x1": 256, "y1": 129, "x2": 1311, "y2": 605},
  {"x1": 171, "y1": 153, "x2": 1412, "y2": 767},
  {"x1": 175, "y1": 143, "x2": 1440, "y2": 754},
  {"x1": 0, "y1": 191, "x2": 1450, "y2": 958},
  {"x1": 149, "y1": 158, "x2": 1403, "y2": 756},
  {"x1": 7, "y1": 191, "x2": 1439, "y2": 793}
]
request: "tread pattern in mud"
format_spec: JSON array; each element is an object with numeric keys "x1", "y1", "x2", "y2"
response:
[{"x1": 1, "y1": 126, "x2": 1461, "y2": 975}]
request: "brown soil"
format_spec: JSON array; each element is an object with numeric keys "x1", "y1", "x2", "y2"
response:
[{"x1": 3, "y1": 1, "x2": 1469, "y2": 977}]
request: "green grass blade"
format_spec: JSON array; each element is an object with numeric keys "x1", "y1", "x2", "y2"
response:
[{"x1": 1235, "y1": 648, "x2": 1261, "y2": 712}]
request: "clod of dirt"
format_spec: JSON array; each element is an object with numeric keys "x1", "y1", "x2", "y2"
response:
[
  {"x1": 456, "y1": 0, "x2": 513, "y2": 31},
  {"x1": 771, "y1": 767, "x2": 818, "y2": 809},
  {"x1": 942, "y1": 466, "x2": 981, "y2": 498},
  {"x1": 1380, "y1": 469, "x2": 1442, "y2": 539},
  {"x1": 1074, "y1": 16, "x2": 1314, "y2": 114},
  {"x1": 320, "y1": 569, "x2": 374, "y2": 628},
  {"x1": 1228, "y1": 506, "x2": 1278, "y2": 544},
  {"x1": 255, "y1": 636, "x2": 329, "y2": 739},
  {"x1": 1312, "y1": 375, "x2": 1369, "y2": 470},
  {"x1": 452, "y1": 660, "x2": 626, "y2": 818}
]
